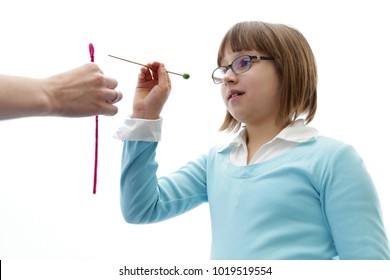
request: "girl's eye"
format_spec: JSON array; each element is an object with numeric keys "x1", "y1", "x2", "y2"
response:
[{"x1": 234, "y1": 57, "x2": 251, "y2": 71}]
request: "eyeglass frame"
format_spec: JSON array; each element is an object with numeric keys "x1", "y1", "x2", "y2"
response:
[{"x1": 211, "y1": 54, "x2": 274, "y2": 84}]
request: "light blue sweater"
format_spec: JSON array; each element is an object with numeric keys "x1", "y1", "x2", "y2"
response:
[{"x1": 120, "y1": 136, "x2": 390, "y2": 259}]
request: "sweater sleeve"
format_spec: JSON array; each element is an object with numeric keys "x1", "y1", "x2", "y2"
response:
[
  {"x1": 321, "y1": 144, "x2": 390, "y2": 259},
  {"x1": 120, "y1": 141, "x2": 208, "y2": 224}
]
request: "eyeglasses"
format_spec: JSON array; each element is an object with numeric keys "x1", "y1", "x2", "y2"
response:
[{"x1": 211, "y1": 54, "x2": 274, "y2": 84}]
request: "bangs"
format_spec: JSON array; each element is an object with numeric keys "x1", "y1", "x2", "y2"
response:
[{"x1": 217, "y1": 22, "x2": 271, "y2": 66}]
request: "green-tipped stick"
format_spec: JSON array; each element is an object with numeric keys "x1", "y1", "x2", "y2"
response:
[{"x1": 108, "y1": 54, "x2": 190, "y2": 79}]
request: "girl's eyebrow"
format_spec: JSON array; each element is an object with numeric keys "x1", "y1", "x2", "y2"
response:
[{"x1": 221, "y1": 51, "x2": 258, "y2": 65}]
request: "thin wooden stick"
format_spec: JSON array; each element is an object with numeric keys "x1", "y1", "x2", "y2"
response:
[{"x1": 108, "y1": 54, "x2": 190, "y2": 79}]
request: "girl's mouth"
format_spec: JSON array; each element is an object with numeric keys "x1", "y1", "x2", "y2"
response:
[{"x1": 228, "y1": 91, "x2": 245, "y2": 100}]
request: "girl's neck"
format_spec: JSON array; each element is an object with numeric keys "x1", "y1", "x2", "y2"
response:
[{"x1": 245, "y1": 122, "x2": 285, "y2": 164}]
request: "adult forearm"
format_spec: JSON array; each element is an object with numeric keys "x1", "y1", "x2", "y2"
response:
[{"x1": 0, "y1": 75, "x2": 51, "y2": 120}]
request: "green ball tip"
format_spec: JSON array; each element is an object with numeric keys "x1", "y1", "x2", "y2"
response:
[{"x1": 183, "y1": 73, "x2": 190, "y2": 80}]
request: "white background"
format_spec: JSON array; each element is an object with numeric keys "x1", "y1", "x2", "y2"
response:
[{"x1": 1, "y1": 0, "x2": 389, "y2": 268}]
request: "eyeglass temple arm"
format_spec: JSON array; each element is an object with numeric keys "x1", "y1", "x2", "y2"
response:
[{"x1": 258, "y1": 56, "x2": 274, "y2": 60}]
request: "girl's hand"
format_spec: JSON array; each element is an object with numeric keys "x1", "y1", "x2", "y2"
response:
[{"x1": 131, "y1": 62, "x2": 171, "y2": 119}]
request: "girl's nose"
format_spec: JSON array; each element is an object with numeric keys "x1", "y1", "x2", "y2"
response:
[{"x1": 223, "y1": 69, "x2": 238, "y2": 84}]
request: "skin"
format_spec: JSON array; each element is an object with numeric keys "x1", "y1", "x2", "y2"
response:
[
  {"x1": 220, "y1": 49, "x2": 283, "y2": 163},
  {"x1": 131, "y1": 62, "x2": 171, "y2": 120},
  {"x1": 0, "y1": 63, "x2": 122, "y2": 120}
]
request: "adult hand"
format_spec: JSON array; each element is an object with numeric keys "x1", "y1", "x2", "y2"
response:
[{"x1": 45, "y1": 63, "x2": 122, "y2": 117}]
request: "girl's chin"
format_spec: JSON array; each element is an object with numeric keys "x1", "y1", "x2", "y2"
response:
[{"x1": 228, "y1": 111, "x2": 248, "y2": 124}]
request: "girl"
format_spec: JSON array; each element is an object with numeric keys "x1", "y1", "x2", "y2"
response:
[{"x1": 115, "y1": 21, "x2": 390, "y2": 259}]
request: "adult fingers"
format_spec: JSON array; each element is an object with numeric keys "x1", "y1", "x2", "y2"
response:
[
  {"x1": 104, "y1": 75, "x2": 119, "y2": 89},
  {"x1": 100, "y1": 103, "x2": 119, "y2": 116},
  {"x1": 106, "y1": 89, "x2": 123, "y2": 104}
]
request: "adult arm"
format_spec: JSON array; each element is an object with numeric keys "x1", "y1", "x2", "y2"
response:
[{"x1": 0, "y1": 63, "x2": 122, "y2": 120}]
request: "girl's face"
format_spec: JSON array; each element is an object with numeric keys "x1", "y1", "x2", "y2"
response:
[{"x1": 220, "y1": 49, "x2": 281, "y2": 129}]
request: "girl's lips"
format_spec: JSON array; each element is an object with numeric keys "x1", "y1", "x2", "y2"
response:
[{"x1": 228, "y1": 90, "x2": 245, "y2": 100}]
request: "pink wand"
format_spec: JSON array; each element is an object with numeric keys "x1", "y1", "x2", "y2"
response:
[{"x1": 89, "y1": 43, "x2": 98, "y2": 195}]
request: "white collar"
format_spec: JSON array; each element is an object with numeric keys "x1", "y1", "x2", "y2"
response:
[{"x1": 219, "y1": 119, "x2": 318, "y2": 152}]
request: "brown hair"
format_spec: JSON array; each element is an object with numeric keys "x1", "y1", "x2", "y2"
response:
[{"x1": 218, "y1": 21, "x2": 317, "y2": 132}]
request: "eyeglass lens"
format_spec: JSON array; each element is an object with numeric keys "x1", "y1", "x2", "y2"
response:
[
  {"x1": 212, "y1": 55, "x2": 253, "y2": 83},
  {"x1": 232, "y1": 56, "x2": 252, "y2": 74}
]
